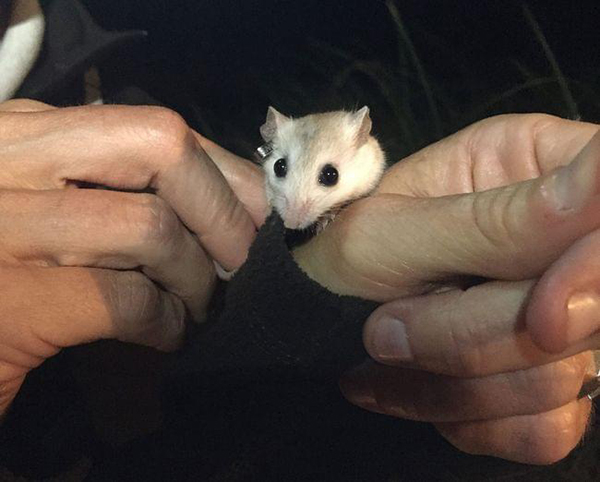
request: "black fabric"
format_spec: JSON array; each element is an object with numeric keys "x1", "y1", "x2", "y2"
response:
[
  {"x1": 168, "y1": 213, "x2": 376, "y2": 389},
  {"x1": 85, "y1": 213, "x2": 600, "y2": 482},
  {"x1": 4, "y1": 207, "x2": 597, "y2": 480},
  {"x1": 0, "y1": 353, "x2": 94, "y2": 478}
]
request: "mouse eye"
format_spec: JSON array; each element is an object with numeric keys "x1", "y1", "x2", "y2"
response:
[
  {"x1": 318, "y1": 164, "x2": 339, "y2": 187},
  {"x1": 274, "y1": 158, "x2": 287, "y2": 178}
]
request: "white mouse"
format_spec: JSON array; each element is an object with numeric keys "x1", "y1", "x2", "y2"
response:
[{"x1": 258, "y1": 106, "x2": 386, "y2": 230}]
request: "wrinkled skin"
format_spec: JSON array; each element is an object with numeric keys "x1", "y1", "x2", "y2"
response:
[
  {"x1": 2, "y1": 100, "x2": 599, "y2": 465},
  {"x1": 0, "y1": 99, "x2": 267, "y2": 433},
  {"x1": 295, "y1": 114, "x2": 600, "y2": 464}
]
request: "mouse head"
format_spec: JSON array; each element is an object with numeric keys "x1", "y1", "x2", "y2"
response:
[{"x1": 259, "y1": 106, "x2": 384, "y2": 229}]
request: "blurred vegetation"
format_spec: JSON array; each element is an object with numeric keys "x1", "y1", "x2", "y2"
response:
[
  {"x1": 237, "y1": 1, "x2": 599, "y2": 163},
  {"x1": 82, "y1": 0, "x2": 600, "y2": 164}
]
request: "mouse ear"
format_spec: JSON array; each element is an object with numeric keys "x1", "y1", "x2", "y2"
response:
[
  {"x1": 352, "y1": 106, "x2": 372, "y2": 147},
  {"x1": 260, "y1": 106, "x2": 290, "y2": 142}
]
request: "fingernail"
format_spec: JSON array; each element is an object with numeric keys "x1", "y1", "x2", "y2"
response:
[
  {"x1": 567, "y1": 291, "x2": 600, "y2": 344},
  {"x1": 369, "y1": 315, "x2": 413, "y2": 362},
  {"x1": 339, "y1": 364, "x2": 377, "y2": 409},
  {"x1": 551, "y1": 143, "x2": 598, "y2": 212}
]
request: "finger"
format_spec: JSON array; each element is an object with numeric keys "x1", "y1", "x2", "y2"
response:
[
  {"x1": 528, "y1": 229, "x2": 600, "y2": 353},
  {"x1": 339, "y1": 352, "x2": 591, "y2": 422},
  {"x1": 296, "y1": 131, "x2": 600, "y2": 301},
  {"x1": 379, "y1": 113, "x2": 600, "y2": 197},
  {"x1": 1, "y1": 266, "x2": 186, "y2": 353},
  {"x1": 0, "y1": 98, "x2": 55, "y2": 112},
  {"x1": 434, "y1": 399, "x2": 591, "y2": 465},
  {"x1": 0, "y1": 105, "x2": 255, "y2": 270},
  {"x1": 362, "y1": 280, "x2": 600, "y2": 376},
  {"x1": 0, "y1": 189, "x2": 215, "y2": 322},
  {"x1": 194, "y1": 132, "x2": 268, "y2": 227},
  {"x1": 0, "y1": 264, "x2": 182, "y2": 422},
  {"x1": 0, "y1": 374, "x2": 26, "y2": 416}
]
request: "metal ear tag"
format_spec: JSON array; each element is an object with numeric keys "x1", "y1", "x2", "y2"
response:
[
  {"x1": 254, "y1": 142, "x2": 273, "y2": 163},
  {"x1": 578, "y1": 350, "x2": 600, "y2": 401},
  {"x1": 579, "y1": 376, "x2": 600, "y2": 401}
]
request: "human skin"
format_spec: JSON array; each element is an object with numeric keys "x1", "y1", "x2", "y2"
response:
[
  {"x1": 294, "y1": 113, "x2": 600, "y2": 464},
  {"x1": 1, "y1": 101, "x2": 598, "y2": 464},
  {"x1": 0, "y1": 99, "x2": 267, "y2": 420}
]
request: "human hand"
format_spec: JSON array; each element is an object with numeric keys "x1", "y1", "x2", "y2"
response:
[
  {"x1": 293, "y1": 114, "x2": 600, "y2": 463},
  {"x1": 0, "y1": 99, "x2": 266, "y2": 418}
]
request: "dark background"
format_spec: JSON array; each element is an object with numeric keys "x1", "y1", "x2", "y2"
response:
[{"x1": 79, "y1": 0, "x2": 600, "y2": 162}]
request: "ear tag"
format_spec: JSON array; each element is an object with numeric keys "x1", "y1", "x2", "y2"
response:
[{"x1": 254, "y1": 142, "x2": 273, "y2": 163}]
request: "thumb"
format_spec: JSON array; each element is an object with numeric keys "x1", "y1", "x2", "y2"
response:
[
  {"x1": 295, "y1": 131, "x2": 600, "y2": 301},
  {"x1": 527, "y1": 228, "x2": 600, "y2": 353}
]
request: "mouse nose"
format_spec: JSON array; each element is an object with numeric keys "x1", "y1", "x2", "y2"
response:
[{"x1": 284, "y1": 200, "x2": 311, "y2": 229}]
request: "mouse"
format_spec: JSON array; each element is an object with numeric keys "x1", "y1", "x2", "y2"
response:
[
  {"x1": 257, "y1": 106, "x2": 386, "y2": 230},
  {"x1": 215, "y1": 106, "x2": 386, "y2": 282}
]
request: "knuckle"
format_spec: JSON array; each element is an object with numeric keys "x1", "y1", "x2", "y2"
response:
[
  {"x1": 528, "y1": 113, "x2": 562, "y2": 139},
  {"x1": 441, "y1": 310, "x2": 487, "y2": 377},
  {"x1": 526, "y1": 407, "x2": 583, "y2": 464},
  {"x1": 136, "y1": 107, "x2": 193, "y2": 164},
  {"x1": 555, "y1": 355, "x2": 589, "y2": 391},
  {"x1": 480, "y1": 113, "x2": 559, "y2": 139},
  {"x1": 110, "y1": 271, "x2": 161, "y2": 329},
  {"x1": 522, "y1": 358, "x2": 588, "y2": 412},
  {"x1": 562, "y1": 353, "x2": 590, "y2": 380},
  {"x1": 451, "y1": 347, "x2": 486, "y2": 379},
  {"x1": 470, "y1": 183, "x2": 549, "y2": 278},
  {"x1": 471, "y1": 186, "x2": 520, "y2": 255},
  {"x1": 127, "y1": 194, "x2": 180, "y2": 247},
  {"x1": 147, "y1": 106, "x2": 188, "y2": 132},
  {"x1": 153, "y1": 297, "x2": 186, "y2": 352},
  {"x1": 110, "y1": 271, "x2": 185, "y2": 349},
  {"x1": 438, "y1": 400, "x2": 588, "y2": 465}
]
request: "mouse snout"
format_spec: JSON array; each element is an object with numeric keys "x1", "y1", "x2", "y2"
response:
[{"x1": 283, "y1": 198, "x2": 313, "y2": 229}]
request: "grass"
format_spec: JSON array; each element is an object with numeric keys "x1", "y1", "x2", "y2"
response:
[
  {"x1": 385, "y1": 0, "x2": 443, "y2": 140},
  {"x1": 156, "y1": 1, "x2": 600, "y2": 168},
  {"x1": 231, "y1": 1, "x2": 598, "y2": 164},
  {"x1": 81, "y1": 0, "x2": 600, "y2": 162},
  {"x1": 521, "y1": 4, "x2": 579, "y2": 119}
]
